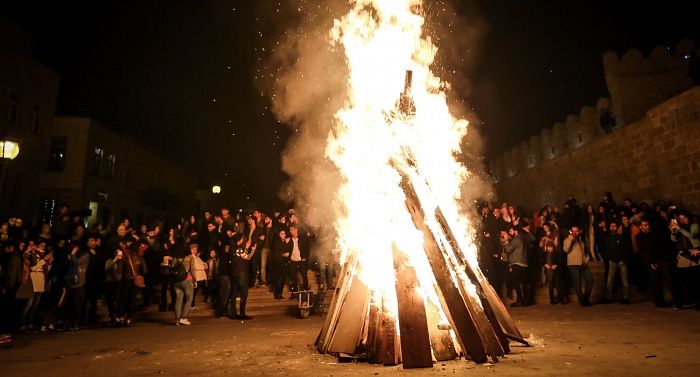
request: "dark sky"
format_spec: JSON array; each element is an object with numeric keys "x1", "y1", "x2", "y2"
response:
[{"x1": 1, "y1": 1, "x2": 698, "y2": 210}]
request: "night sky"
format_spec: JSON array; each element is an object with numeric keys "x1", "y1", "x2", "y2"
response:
[{"x1": 1, "y1": 0, "x2": 698, "y2": 211}]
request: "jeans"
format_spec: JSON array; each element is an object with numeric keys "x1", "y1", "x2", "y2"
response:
[
  {"x1": 545, "y1": 268, "x2": 566, "y2": 303},
  {"x1": 21, "y1": 292, "x2": 42, "y2": 328},
  {"x1": 160, "y1": 277, "x2": 175, "y2": 311},
  {"x1": 174, "y1": 279, "x2": 194, "y2": 321},
  {"x1": 217, "y1": 276, "x2": 231, "y2": 317},
  {"x1": 260, "y1": 248, "x2": 270, "y2": 284},
  {"x1": 232, "y1": 272, "x2": 249, "y2": 316},
  {"x1": 606, "y1": 260, "x2": 629, "y2": 300},
  {"x1": 648, "y1": 261, "x2": 681, "y2": 306},
  {"x1": 569, "y1": 265, "x2": 593, "y2": 304},
  {"x1": 510, "y1": 264, "x2": 530, "y2": 305},
  {"x1": 288, "y1": 261, "x2": 309, "y2": 292},
  {"x1": 117, "y1": 281, "x2": 136, "y2": 319},
  {"x1": 270, "y1": 259, "x2": 287, "y2": 296},
  {"x1": 67, "y1": 286, "x2": 86, "y2": 326}
]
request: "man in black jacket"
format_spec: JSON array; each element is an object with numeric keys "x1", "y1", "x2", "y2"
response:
[
  {"x1": 270, "y1": 229, "x2": 291, "y2": 299},
  {"x1": 636, "y1": 219, "x2": 682, "y2": 307},
  {"x1": 215, "y1": 229, "x2": 235, "y2": 318},
  {"x1": 231, "y1": 233, "x2": 253, "y2": 320},
  {"x1": 605, "y1": 221, "x2": 630, "y2": 304}
]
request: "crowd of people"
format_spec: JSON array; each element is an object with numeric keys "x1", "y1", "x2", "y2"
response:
[
  {"x1": 2, "y1": 191, "x2": 698, "y2": 347},
  {"x1": 0, "y1": 204, "x2": 336, "y2": 344},
  {"x1": 477, "y1": 192, "x2": 700, "y2": 310}
]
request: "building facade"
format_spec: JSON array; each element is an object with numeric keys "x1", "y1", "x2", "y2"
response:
[
  {"x1": 39, "y1": 117, "x2": 196, "y2": 228},
  {"x1": 0, "y1": 18, "x2": 61, "y2": 222}
]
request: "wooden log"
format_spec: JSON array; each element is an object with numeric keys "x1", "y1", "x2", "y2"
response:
[
  {"x1": 366, "y1": 296, "x2": 399, "y2": 365},
  {"x1": 317, "y1": 254, "x2": 357, "y2": 353},
  {"x1": 392, "y1": 246, "x2": 433, "y2": 368},
  {"x1": 433, "y1": 209, "x2": 511, "y2": 353},
  {"x1": 326, "y1": 261, "x2": 371, "y2": 354},
  {"x1": 398, "y1": 173, "x2": 488, "y2": 363},
  {"x1": 432, "y1": 208, "x2": 526, "y2": 344},
  {"x1": 366, "y1": 299, "x2": 381, "y2": 363},
  {"x1": 424, "y1": 297, "x2": 458, "y2": 361},
  {"x1": 446, "y1": 262, "x2": 505, "y2": 361}
]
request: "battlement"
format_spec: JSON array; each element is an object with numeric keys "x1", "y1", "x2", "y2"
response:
[
  {"x1": 489, "y1": 98, "x2": 610, "y2": 181},
  {"x1": 603, "y1": 39, "x2": 695, "y2": 126}
]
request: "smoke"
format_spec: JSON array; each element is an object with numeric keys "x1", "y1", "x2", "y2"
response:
[{"x1": 258, "y1": 0, "x2": 490, "y2": 250}]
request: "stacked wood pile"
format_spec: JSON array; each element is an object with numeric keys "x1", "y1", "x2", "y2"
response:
[{"x1": 316, "y1": 71, "x2": 529, "y2": 369}]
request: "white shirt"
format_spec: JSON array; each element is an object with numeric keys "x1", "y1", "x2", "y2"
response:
[{"x1": 291, "y1": 237, "x2": 301, "y2": 262}]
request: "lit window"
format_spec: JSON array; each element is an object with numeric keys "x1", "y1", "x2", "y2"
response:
[{"x1": 48, "y1": 137, "x2": 67, "y2": 172}]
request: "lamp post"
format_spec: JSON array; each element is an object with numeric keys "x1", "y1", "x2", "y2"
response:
[
  {"x1": 0, "y1": 138, "x2": 20, "y2": 202},
  {"x1": 211, "y1": 185, "x2": 222, "y2": 210}
]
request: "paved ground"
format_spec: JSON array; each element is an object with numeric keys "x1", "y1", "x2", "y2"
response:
[{"x1": 1, "y1": 302, "x2": 699, "y2": 377}]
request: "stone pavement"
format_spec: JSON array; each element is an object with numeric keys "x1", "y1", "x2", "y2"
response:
[{"x1": 2, "y1": 301, "x2": 699, "y2": 377}]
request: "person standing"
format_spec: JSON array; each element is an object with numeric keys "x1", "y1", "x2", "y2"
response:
[
  {"x1": 216, "y1": 230, "x2": 235, "y2": 318},
  {"x1": 259, "y1": 215, "x2": 273, "y2": 287},
  {"x1": 65, "y1": 244, "x2": 90, "y2": 330},
  {"x1": 231, "y1": 234, "x2": 253, "y2": 320},
  {"x1": 637, "y1": 219, "x2": 682, "y2": 308},
  {"x1": 288, "y1": 225, "x2": 309, "y2": 297},
  {"x1": 604, "y1": 221, "x2": 631, "y2": 304},
  {"x1": 502, "y1": 227, "x2": 529, "y2": 307},
  {"x1": 563, "y1": 226, "x2": 594, "y2": 306},
  {"x1": 270, "y1": 229, "x2": 291, "y2": 300},
  {"x1": 172, "y1": 244, "x2": 196, "y2": 326}
]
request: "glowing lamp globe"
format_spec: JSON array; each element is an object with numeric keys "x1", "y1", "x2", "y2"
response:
[{"x1": 0, "y1": 140, "x2": 20, "y2": 160}]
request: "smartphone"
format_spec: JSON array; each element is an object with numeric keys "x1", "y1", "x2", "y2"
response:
[{"x1": 117, "y1": 250, "x2": 123, "y2": 257}]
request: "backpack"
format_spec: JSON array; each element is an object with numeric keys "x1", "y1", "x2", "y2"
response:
[{"x1": 170, "y1": 259, "x2": 187, "y2": 282}]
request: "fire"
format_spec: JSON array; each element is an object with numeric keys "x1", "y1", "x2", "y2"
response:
[{"x1": 326, "y1": 0, "x2": 477, "y2": 325}]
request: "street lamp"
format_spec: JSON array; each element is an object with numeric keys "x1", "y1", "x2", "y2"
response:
[
  {"x1": 0, "y1": 138, "x2": 20, "y2": 202},
  {"x1": 212, "y1": 185, "x2": 221, "y2": 194},
  {"x1": 0, "y1": 139, "x2": 20, "y2": 160}
]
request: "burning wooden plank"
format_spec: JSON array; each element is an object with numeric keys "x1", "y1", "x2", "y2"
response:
[
  {"x1": 316, "y1": 63, "x2": 528, "y2": 367},
  {"x1": 392, "y1": 246, "x2": 433, "y2": 368}
]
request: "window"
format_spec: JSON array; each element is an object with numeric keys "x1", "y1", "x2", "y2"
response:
[
  {"x1": 550, "y1": 145, "x2": 556, "y2": 157},
  {"x1": 106, "y1": 153, "x2": 116, "y2": 178},
  {"x1": 31, "y1": 105, "x2": 42, "y2": 133},
  {"x1": 48, "y1": 137, "x2": 67, "y2": 172},
  {"x1": 528, "y1": 156, "x2": 534, "y2": 167},
  {"x1": 91, "y1": 147, "x2": 103, "y2": 175},
  {"x1": 7, "y1": 94, "x2": 20, "y2": 124},
  {"x1": 578, "y1": 132, "x2": 583, "y2": 144}
]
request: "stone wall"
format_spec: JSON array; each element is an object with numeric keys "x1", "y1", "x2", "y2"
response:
[{"x1": 491, "y1": 86, "x2": 700, "y2": 213}]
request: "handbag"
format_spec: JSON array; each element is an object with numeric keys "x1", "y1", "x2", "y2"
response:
[
  {"x1": 677, "y1": 252, "x2": 700, "y2": 268},
  {"x1": 127, "y1": 254, "x2": 146, "y2": 288}
]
